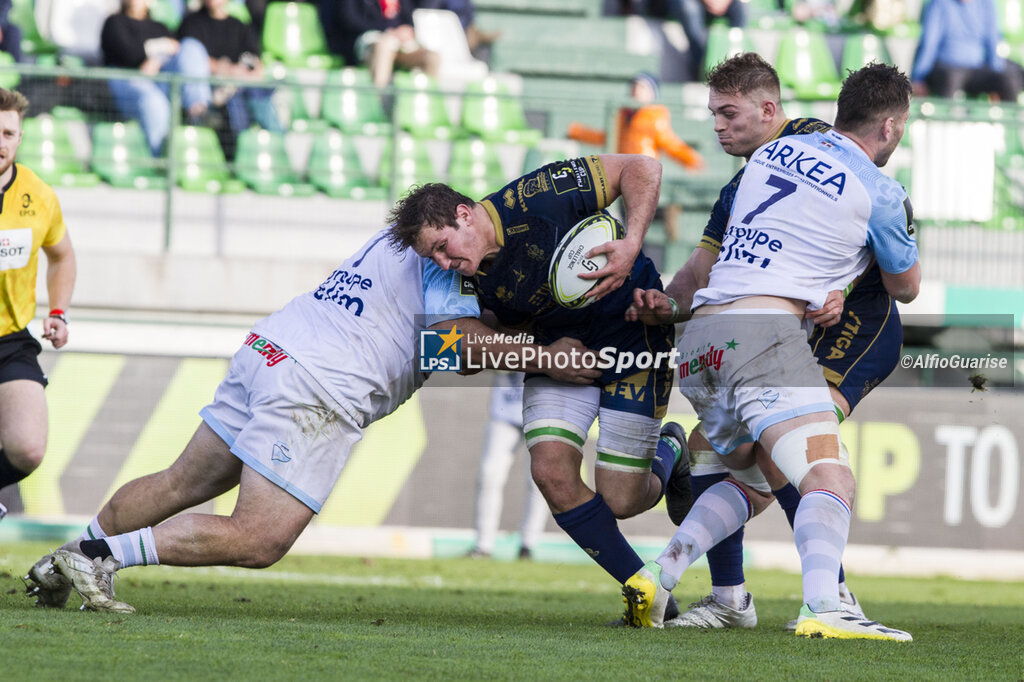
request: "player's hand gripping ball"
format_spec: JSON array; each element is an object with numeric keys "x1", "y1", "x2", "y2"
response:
[{"x1": 548, "y1": 214, "x2": 625, "y2": 309}]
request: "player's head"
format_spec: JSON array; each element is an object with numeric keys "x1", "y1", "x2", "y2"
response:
[
  {"x1": 387, "y1": 183, "x2": 487, "y2": 275},
  {"x1": 0, "y1": 89, "x2": 28, "y2": 177},
  {"x1": 834, "y1": 62, "x2": 911, "y2": 167},
  {"x1": 706, "y1": 52, "x2": 784, "y2": 159},
  {"x1": 630, "y1": 72, "x2": 659, "y2": 104}
]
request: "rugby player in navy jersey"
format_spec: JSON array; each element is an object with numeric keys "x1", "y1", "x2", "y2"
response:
[
  {"x1": 628, "y1": 53, "x2": 910, "y2": 630},
  {"x1": 388, "y1": 154, "x2": 691, "y2": 613}
]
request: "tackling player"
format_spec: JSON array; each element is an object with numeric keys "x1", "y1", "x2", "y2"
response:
[
  {"x1": 630, "y1": 52, "x2": 907, "y2": 630},
  {"x1": 624, "y1": 62, "x2": 919, "y2": 640},
  {"x1": 24, "y1": 230, "x2": 599, "y2": 612}
]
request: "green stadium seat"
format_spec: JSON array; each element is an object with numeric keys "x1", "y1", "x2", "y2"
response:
[
  {"x1": 172, "y1": 125, "x2": 245, "y2": 193},
  {"x1": 703, "y1": 23, "x2": 755, "y2": 77},
  {"x1": 262, "y1": 2, "x2": 340, "y2": 69},
  {"x1": 378, "y1": 135, "x2": 438, "y2": 192},
  {"x1": 840, "y1": 31, "x2": 894, "y2": 74},
  {"x1": 149, "y1": 0, "x2": 182, "y2": 30},
  {"x1": 393, "y1": 71, "x2": 460, "y2": 140},
  {"x1": 461, "y1": 78, "x2": 542, "y2": 145},
  {"x1": 233, "y1": 127, "x2": 316, "y2": 196},
  {"x1": 10, "y1": 0, "x2": 57, "y2": 56},
  {"x1": 307, "y1": 128, "x2": 388, "y2": 200},
  {"x1": 91, "y1": 121, "x2": 167, "y2": 190},
  {"x1": 19, "y1": 115, "x2": 100, "y2": 187},
  {"x1": 321, "y1": 68, "x2": 392, "y2": 136},
  {"x1": 0, "y1": 51, "x2": 19, "y2": 90},
  {"x1": 226, "y1": 0, "x2": 252, "y2": 23},
  {"x1": 775, "y1": 28, "x2": 842, "y2": 100},
  {"x1": 447, "y1": 138, "x2": 505, "y2": 198}
]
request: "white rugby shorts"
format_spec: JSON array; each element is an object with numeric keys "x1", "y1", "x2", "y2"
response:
[
  {"x1": 676, "y1": 310, "x2": 834, "y2": 455},
  {"x1": 201, "y1": 335, "x2": 362, "y2": 512}
]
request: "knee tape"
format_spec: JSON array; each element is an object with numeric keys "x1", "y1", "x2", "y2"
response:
[
  {"x1": 690, "y1": 422, "x2": 729, "y2": 476},
  {"x1": 594, "y1": 408, "x2": 660, "y2": 474},
  {"x1": 728, "y1": 462, "x2": 772, "y2": 494},
  {"x1": 769, "y1": 421, "x2": 848, "y2": 489},
  {"x1": 522, "y1": 380, "x2": 599, "y2": 454}
]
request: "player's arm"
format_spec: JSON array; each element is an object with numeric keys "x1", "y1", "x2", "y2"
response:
[
  {"x1": 579, "y1": 153, "x2": 662, "y2": 302},
  {"x1": 626, "y1": 172, "x2": 734, "y2": 325},
  {"x1": 880, "y1": 262, "x2": 920, "y2": 304},
  {"x1": 868, "y1": 190, "x2": 920, "y2": 304},
  {"x1": 41, "y1": 232, "x2": 76, "y2": 349}
]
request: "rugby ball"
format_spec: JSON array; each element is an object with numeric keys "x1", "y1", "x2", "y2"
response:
[{"x1": 548, "y1": 213, "x2": 625, "y2": 309}]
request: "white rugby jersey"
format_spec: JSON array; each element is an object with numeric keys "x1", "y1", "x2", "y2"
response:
[
  {"x1": 252, "y1": 230, "x2": 480, "y2": 426},
  {"x1": 692, "y1": 129, "x2": 918, "y2": 311}
]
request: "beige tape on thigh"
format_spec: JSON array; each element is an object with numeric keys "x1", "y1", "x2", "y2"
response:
[{"x1": 769, "y1": 421, "x2": 847, "y2": 488}]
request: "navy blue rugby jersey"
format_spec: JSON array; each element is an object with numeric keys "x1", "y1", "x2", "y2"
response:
[{"x1": 474, "y1": 156, "x2": 670, "y2": 371}]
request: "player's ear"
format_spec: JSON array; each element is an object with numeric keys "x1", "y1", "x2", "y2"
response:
[
  {"x1": 761, "y1": 99, "x2": 777, "y2": 120},
  {"x1": 881, "y1": 115, "x2": 895, "y2": 141}
]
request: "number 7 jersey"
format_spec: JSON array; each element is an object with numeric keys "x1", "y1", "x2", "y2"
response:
[{"x1": 693, "y1": 129, "x2": 918, "y2": 311}]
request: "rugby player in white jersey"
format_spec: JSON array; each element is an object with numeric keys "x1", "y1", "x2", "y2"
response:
[
  {"x1": 24, "y1": 230, "x2": 600, "y2": 613},
  {"x1": 621, "y1": 62, "x2": 921, "y2": 641}
]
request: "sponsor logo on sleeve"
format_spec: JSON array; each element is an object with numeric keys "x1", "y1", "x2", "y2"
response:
[{"x1": 244, "y1": 332, "x2": 293, "y2": 367}]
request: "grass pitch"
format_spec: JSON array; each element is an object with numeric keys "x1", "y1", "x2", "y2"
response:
[{"x1": 2, "y1": 542, "x2": 1022, "y2": 681}]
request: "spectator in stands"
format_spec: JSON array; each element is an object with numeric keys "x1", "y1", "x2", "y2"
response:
[
  {"x1": 179, "y1": 0, "x2": 283, "y2": 159},
  {"x1": 567, "y1": 72, "x2": 703, "y2": 241},
  {"x1": 848, "y1": 0, "x2": 906, "y2": 32},
  {"x1": 911, "y1": 0, "x2": 1024, "y2": 103},
  {"x1": 788, "y1": 0, "x2": 841, "y2": 29},
  {"x1": 324, "y1": 0, "x2": 440, "y2": 88},
  {"x1": 666, "y1": 0, "x2": 747, "y2": 81},
  {"x1": 0, "y1": 0, "x2": 23, "y2": 62},
  {"x1": 100, "y1": 0, "x2": 213, "y2": 156}
]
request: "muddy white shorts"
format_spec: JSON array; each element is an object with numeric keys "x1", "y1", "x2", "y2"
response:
[
  {"x1": 676, "y1": 310, "x2": 834, "y2": 455},
  {"x1": 200, "y1": 334, "x2": 362, "y2": 512}
]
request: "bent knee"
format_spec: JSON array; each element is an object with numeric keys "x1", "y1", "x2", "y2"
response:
[
  {"x1": 602, "y1": 494, "x2": 646, "y2": 520},
  {"x1": 5, "y1": 441, "x2": 46, "y2": 473},
  {"x1": 235, "y1": 534, "x2": 295, "y2": 569}
]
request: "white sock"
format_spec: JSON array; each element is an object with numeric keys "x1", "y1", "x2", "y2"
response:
[
  {"x1": 712, "y1": 583, "x2": 748, "y2": 610},
  {"x1": 793, "y1": 490, "x2": 850, "y2": 613},
  {"x1": 657, "y1": 481, "x2": 751, "y2": 591},
  {"x1": 76, "y1": 516, "x2": 108, "y2": 544},
  {"x1": 106, "y1": 526, "x2": 160, "y2": 568}
]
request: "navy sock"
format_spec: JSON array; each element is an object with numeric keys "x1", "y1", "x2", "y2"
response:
[
  {"x1": 692, "y1": 472, "x2": 745, "y2": 586},
  {"x1": 649, "y1": 437, "x2": 676, "y2": 503},
  {"x1": 774, "y1": 482, "x2": 846, "y2": 584},
  {"x1": 774, "y1": 482, "x2": 802, "y2": 527},
  {"x1": 80, "y1": 539, "x2": 113, "y2": 561},
  {"x1": 553, "y1": 494, "x2": 643, "y2": 584},
  {"x1": 0, "y1": 449, "x2": 29, "y2": 489}
]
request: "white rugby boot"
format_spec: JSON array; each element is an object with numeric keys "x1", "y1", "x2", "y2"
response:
[
  {"x1": 52, "y1": 549, "x2": 135, "y2": 614},
  {"x1": 665, "y1": 592, "x2": 757, "y2": 629}
]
